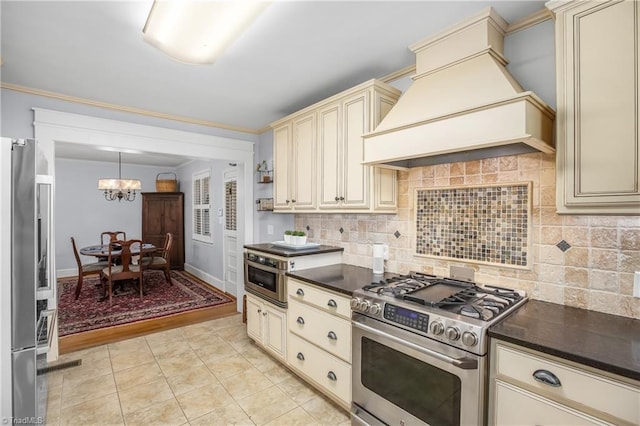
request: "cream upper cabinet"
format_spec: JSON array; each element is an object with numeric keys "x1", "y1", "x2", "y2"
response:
[
  {"x1": 273, "y1": 123, "x2": 292, "y2": 210},
  {"x1": 271, "y1": 79, "x2": 401, "y2": 213},
  {"x1": 273, "y1": 114, "x2": 317, "y2": 211},
  {"x1": 549, "y1": 0, "x2": 640, "y2": 214},
  {"x1": 488, "y1": 339, "x2": 640, "y2": 426}
]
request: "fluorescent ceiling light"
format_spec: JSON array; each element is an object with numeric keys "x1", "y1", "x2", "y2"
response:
[{"x1": 143, "y1": 0, "x2": 269, "y2": 64}]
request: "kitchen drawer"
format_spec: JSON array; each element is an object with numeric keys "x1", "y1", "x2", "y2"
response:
[
  {"x1": 494, "y1": 343, "x2": 639, "y2": 424},
  {"x1": 287, "y1": 278, "x2": 351, "y2": 319},
  {"x1": 287, "y1": 331, "x2": 351, "y2": 405},
  {"x1": 494, "y1": 380, "x2": 611, "y2": 425},
  {"x1": 288, "y1": 299, "x2": 351, "y2": 362}
]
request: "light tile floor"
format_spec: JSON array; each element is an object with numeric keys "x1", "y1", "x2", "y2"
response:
[{"x1": 46, "y1": 314, "x2": 351, "y2": 426}]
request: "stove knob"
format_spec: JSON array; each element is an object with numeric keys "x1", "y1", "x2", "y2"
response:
[
  {"x1": 350, "y1": 298, "x2": 361, "y2": 309},
  {"x1": 446, "y1": 326, "x2": 461, "y2": 341},
  {"x1": 369, "y1": 304, "x2": 381, "y2": 315},
  {"x1": 462, "y1": 331, "x2": 478, "y2": 347},
  {"x1": 359, "y1": 300, "x2": 371, "y2": 313},
  {"x1": 430, "y1": 321, "x2": 444, "y2": 336}
]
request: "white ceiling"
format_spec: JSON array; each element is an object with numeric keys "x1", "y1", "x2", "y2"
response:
[{"x1": 1, "y1": 0, "x2": 547, "y2": 166}]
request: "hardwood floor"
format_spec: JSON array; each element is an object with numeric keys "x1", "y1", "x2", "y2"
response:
[{"x1": 58, "y1": 272, "x2": 238, "y2": 354}]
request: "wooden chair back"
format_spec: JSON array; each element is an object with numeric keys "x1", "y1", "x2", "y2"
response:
[
  {"x1": 101, "y1": 231, "x2": 126, "y2": 245},
  {"x1": 102, "y1": 239, "x2": 144, "y2": 305},
  {"x1": 70, "y1": 236, "x2": 108, "y2": 299}
]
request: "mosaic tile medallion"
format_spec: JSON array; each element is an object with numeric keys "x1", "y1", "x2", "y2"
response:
[{"x1": 415, "y1": 182, "x2": 532, "y2": 268}]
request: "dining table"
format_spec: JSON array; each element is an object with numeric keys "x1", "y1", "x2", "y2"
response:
[{"x1": 80, "y1": 243, "x2": 156, "y2": 258}]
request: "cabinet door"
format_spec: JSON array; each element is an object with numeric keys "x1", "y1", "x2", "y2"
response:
[
  {"x1": 293, "y1": 113, "x2": 317, "y2": 210},
  {"x1": 263, "y1": 305, "x2": 287, "y2": 360},
  {"x1": 341, "y1": 91, "x2": 370, "y2": 209},
  {"x1": 273, "y1": 123, "x2": 293, "y2": 210},
  {"x1": 245, "y1": 294, "x2": 262, "y2": 343},
  {"x1": 555, "y1": 0, "x2": 640, "y2": 213},
  {"x1": 371, "y1": 90, "x2": 398, "y2": 211},
  {"x1": 318, "y1": 102, "x2": 342, "y2": 209}
]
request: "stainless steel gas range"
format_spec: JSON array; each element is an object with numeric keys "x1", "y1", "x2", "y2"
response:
[{"x1": 350, "y1": 272, "x2": 527, "y2": 426}]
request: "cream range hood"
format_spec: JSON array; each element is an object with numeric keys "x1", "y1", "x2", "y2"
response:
[{"x1": 363, "y1": 7, "x2": 555, "y2": 169}]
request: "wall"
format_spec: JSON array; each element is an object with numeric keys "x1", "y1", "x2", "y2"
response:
[
  {"x1": 178, "y1": 158, "x2": 233, "y2": 292},
  {"x1": 296, "y1": 152, "x2": 640, "y2": 319},
  {"x1": 55, "y1": 158, "x2": 169, "y2": 273},
  {"x1": 254, "y1": 130, "x2": 294, "y2": 243}
]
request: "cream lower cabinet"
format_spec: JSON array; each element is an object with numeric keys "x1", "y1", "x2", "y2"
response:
[
  {"x1": 286, "y1": 278, "x2": 352, "y2": 410},
  {"x1": 549, "y1": 0, "x2": 640, "y2": 214},
  {"x1": 272, "y1": 79, "x2": 401, "y2": 213},
  {"x1": 488, "y1": 339, "x2": 640, "y2": 425},
  {"x1": 245, "y1": 293, "x2": 287, "y2": 361}
]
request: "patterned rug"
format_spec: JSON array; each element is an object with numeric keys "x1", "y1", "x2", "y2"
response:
[{"x1": 57, "y1": 270, "x2": 234, "y2": 336}]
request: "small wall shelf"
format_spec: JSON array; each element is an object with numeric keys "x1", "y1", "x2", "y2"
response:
[
  {"x1": 256, "y1": 198, "x2": 274, "y2": 211},
  {"x1": 257, "y1": 169, "x2": 273, "y2": 183}
]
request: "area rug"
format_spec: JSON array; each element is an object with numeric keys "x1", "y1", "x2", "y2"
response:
[{"x1": 57, "y1": 270, "x2": 234, "y2": 336}]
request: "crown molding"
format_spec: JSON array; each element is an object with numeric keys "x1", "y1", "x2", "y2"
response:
[
  {"x1": 506, "y1": 8, "x2": 553, "y2": 35},
  {"x1": 1, "y1": 82, "x2": 260, "y2": 135}
]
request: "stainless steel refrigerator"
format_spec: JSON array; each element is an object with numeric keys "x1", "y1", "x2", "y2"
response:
[{"x1": 10, "y1": 138, "x2": 54, "y2": 424}]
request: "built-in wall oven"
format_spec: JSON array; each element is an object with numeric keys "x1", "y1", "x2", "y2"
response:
[{"x1": 350, "y1": 272, "x2": 527, "y2": 426}]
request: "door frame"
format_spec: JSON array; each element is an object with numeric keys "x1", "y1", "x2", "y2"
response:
[{"x1": 33, "y1": 108, "x2": 255, "y2": 315}]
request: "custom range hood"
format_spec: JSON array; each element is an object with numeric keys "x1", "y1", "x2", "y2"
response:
[{"x1": 363, "y1": 7, "x2": 555, "y2": 169}]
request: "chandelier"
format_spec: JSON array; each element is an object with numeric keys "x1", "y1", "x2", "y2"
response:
[{"x1": 98, "y1": 152, "x2": 141, "y2": 202}]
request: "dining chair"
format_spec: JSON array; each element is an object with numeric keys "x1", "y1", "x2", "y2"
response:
[
  {"x1": 98, "y1": 231, "x2": 126, "y2": 262},
  {"x1": 71, "y1": 237, "x2": 110, "y2": 300},
  {"x1": 100, "y1": 239, "x2": 144, "y2": 305},
  {"x1": 141, "y1": 233, "x2": 174, "y2": 285}
]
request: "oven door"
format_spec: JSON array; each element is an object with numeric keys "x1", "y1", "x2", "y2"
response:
[
  {"x1": 243, "y1": 257, "x2": 287, "y2": 307},
  {"x1": 352, "y1": 312, "x2": 485, "y2": 426}
]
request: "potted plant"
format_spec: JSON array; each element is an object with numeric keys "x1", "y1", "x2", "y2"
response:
[
  {"x1": 284, "y1": 230, "x2": 293, "y2": 244},
  {"x1": 293, "y1": 230, "x2": 307, "y2": 245}
]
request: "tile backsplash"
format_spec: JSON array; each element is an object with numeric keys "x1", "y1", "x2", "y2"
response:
[
  {"x1": 415, "y1": 183, "x2": 530, "y2": 267},
  {"x1": 295, "y1": 153, "x2": 640, "y2": 319}
]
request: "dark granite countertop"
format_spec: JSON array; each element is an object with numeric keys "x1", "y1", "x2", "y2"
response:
[
  {"x1": 287, "y1": 263, "x2": 397, "y2": 297},
  {"x1": 244, "y1": 243, "x2": 343, "y2": 257},
  {"x1": 489, "y1": 300, "x2": 640, "y2": 382}
]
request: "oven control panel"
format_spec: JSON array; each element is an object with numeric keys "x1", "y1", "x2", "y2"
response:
[{"x1": 384, "y1": 304, "x2": 429, "y2": 333}]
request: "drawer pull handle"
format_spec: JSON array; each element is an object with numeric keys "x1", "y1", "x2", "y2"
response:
[
  {"x1": 327, "y1": 299, "x2": 337, "y2": 308},
  {"x1": 533, "y1": 369, "x2": 562, "y2": 387},
  {"x1": 296, "y1": 316, "x2": 305, "y2": 325},
  {"x1": 262, "y1": 311, "x2": 267, "y2": 317},
  {"x1": 327, "y1": 331, "x2": 337, "y2": 340},
  {"x1": 297, "y1": 352, "x2": 305, "y2": 361},
  {"x1": 257, "y1": 308, "x2": 262, "y2": 313},
  {"x1": 296, "y1": 288, "x2": 304, "y2": 296},
  {"x1": 327, "y1": 371, "x2": 337, "y2": 381}
]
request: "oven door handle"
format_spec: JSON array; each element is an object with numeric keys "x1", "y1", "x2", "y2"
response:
[{"x1": 352, "y1": 319, "x2": 478, "y2": 370}]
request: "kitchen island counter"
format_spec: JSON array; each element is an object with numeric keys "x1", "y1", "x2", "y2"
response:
[
  {"x1": 287, "y1": 263, "x2": 396, "y2": 297},
  {"x1": 244, "y1": 243, "x2": 343, "y2": 257},
  {"x1": 489, "y1": 300, "x2": 640, "y2": 382}
]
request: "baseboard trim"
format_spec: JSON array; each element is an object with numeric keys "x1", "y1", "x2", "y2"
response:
[{"x1": 183, "y1": 263, "x2": 225, "y2": 293}]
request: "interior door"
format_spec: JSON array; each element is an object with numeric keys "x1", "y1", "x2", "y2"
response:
[{"x1": 223, "y1": 170, "x2": 238, "y2": 297}]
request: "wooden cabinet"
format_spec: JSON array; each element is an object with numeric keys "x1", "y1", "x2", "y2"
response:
[
  {"x1": 489, "y1": 339, "x2": 640, "y2": 425},
  {"x1": 286, "y1": 278, "x2": 352, "y2": 409},
  {"x1": 271, "y1": 79, "x2": 401, "y2": 213},
  {"x1": 273, "y1": 113, "x2": 317, "y2": 211},
  {"x1": 245, "y1": 293, "x2": 287, "y2": 361},
  {"x1": 141, "y1": 192, "x2": 184, "y2": 270},
  {"x1": 549, "y1": 0, "x2": 640, "y2": 214}
]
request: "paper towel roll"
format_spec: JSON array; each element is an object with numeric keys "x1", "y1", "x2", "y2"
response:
[{"x1": 372, "y1": 243, "x2": 384, "y2": 274}]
